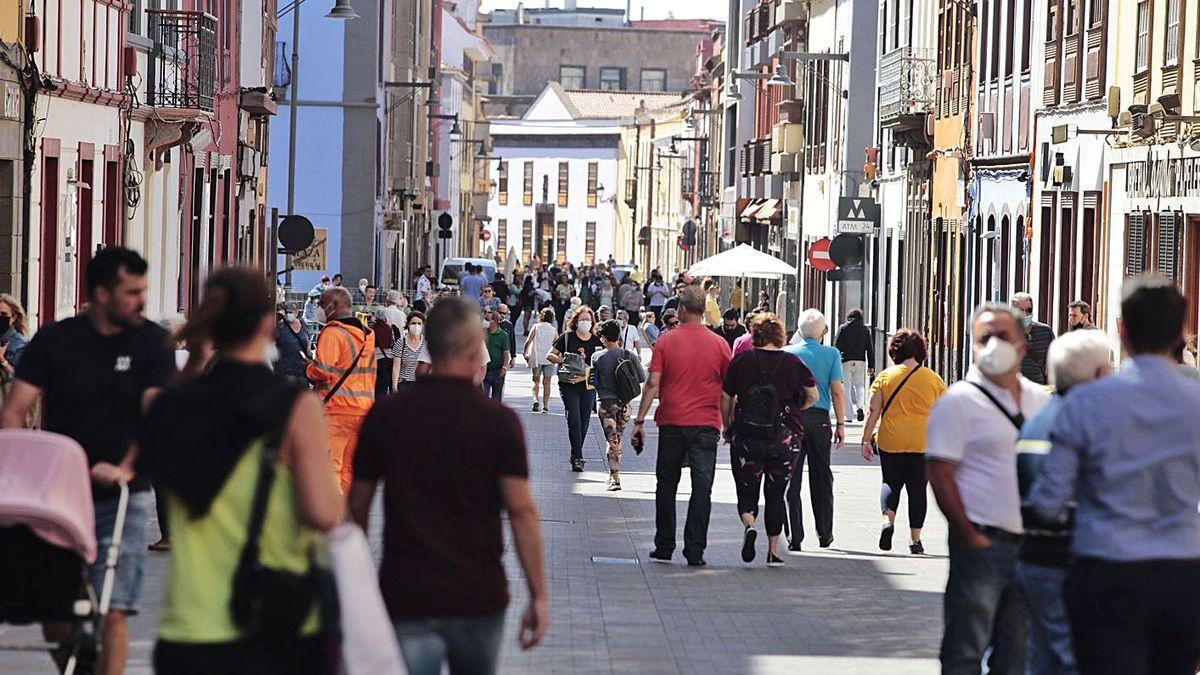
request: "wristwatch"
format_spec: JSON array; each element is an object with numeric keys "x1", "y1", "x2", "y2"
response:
[{"x1": 633, "y1": 420, "x2": 645, "y2": 425}]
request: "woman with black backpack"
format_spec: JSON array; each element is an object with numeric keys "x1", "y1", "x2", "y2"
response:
[
  {"x1": 591, "y1": 320, "x2": 647, "y2": 491},
  {"x1": 720, "y1": 314, "x2": 818, "y2": 567}
]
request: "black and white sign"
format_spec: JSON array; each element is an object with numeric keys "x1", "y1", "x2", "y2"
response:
[{"x1": 836, "y1": 197, "x2": 881, "y2": 234}]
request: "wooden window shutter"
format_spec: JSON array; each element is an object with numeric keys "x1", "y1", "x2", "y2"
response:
[
  {"x1": 1157, "y1": 211, "x2": 1181, "y2": 282},
  {"x1": 1125, "y1": 211, "x2": 1146, "y2": 277}
]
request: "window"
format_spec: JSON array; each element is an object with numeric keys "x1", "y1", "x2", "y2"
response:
[
  {"x1": 599, "y1": 68, "x2": 624, "y2": 90},
  {"x1": 1164, "y1": 0, "x2": 1180, "y2": 66},
  {"x1": 1005, "y1": 0, "x2": 1016, "y2": 78},
  {"x1": 1046, "y1": 0, "x2": 1060, "y2": 42},
  {"x1": 585, "y1": 222, "x2": 596, "y2": 263},
  {"x1": 522, "y1": 220, "x2": 533, "y2": 262},
  {"x1": 555, "y1": 221, "x2": 567, "y2": 262},
  {"x1": 497, "y1": 160, "x2": 508, "y2": 205},
  {"x1": 640, "y1": 69, "x2": 667, "y2": 92},
  {"x1": 522, "y1": 161, "x2": 533, "y2": 205},
  {"x1": 1135, "y1": 0, "x2": 1150, "y2": 72},
  {"x1": 557, "y1": 162, "x2": 569, "y2": 207},
  {"x1": 1065, "y1": 0, "x2": 1080, "y2": 36},
  {"x1": 587, "y1": 162, "x2": 598, "y2": 207},
  {"x1": 990, "y1": 0, "x2": 1001, "y2": 80},
  {"x1": 559, "y1": 65, "x2": 585, "y2": 89},
  {"x1": 129, "y1": 0, "x2": 143, "y2": 33},
  {"x1": 489, "y1": 63, "x2": 503, "y2": 96},
  {"x1": 497, "y1": 219, "x2": 507, "y2": 260},
  {"x1": 1087, "y1": 0, "x2": 1103, "y2": 27},
  {"x1": 980, "y1": 0, "x2": 990, "y2": 81},
  {"x1": 1022, "y1": 0, "x2": 1033, "y2": 72}
]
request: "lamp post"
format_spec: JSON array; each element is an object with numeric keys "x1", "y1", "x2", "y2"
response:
[{"x1": 284, "y1": 0, "x2": 357, "y2": 287}]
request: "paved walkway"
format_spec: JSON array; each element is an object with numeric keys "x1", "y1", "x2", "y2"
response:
[{"x1": 2, "y1": 360, "x2": 950, "y2": 675}]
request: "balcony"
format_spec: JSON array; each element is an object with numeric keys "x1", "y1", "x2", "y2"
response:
[
  {"x1": 146, "y1": 10, "x2": 217, "y2": 113},
  {"x1": 878, "y1": 47, "x2": 935, "y2": 147}
]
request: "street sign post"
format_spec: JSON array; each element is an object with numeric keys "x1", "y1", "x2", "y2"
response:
[
  {"x1": 836, "y1": 196, "x2": 881, "y2": 234},
  {"x1": 807, "y1": 237, "x2": 836, "y2": 272}
]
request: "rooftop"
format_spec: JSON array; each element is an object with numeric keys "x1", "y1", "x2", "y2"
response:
[{"x1": 560, "y1": 88, "x2": 684, "y2": 119}]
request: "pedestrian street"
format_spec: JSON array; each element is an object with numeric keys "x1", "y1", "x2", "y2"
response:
[{"x1": 3, "y1": 358, "x2": 951, "y2": 675}]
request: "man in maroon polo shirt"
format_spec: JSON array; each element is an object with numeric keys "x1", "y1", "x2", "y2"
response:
[
  {"x1": 631, "y1": 285, "x2": 732, "y2": 566},
  {"x1": 349, "y1": 296, "x2": 547, "y2": 675}
]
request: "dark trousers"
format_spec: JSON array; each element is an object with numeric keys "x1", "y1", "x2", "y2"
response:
[
  {"x1": 1066, "y1": 558, "x2": 1200, "y2": 675},
  {"x1": 879, "y1": 450, "x2": 928, "y2": 528},
  {"x1": 786, "y1": 408, "x2": 834, "y2": 544},
  {"x1": 376, "y1": 357, "x2": 394, "y2": 399},
  {"x1": 560, "y1": 384, "x2": 596, "y2": 461},
  {"x1": 654, "y1": 425, "x2": 718, "y2": 560},
  {"x1": 155, "y1": 637, "x2": 326, "y2": 675},
  {"x1": 153, "y1": 482, "x2": 170, "y2": 540},
  {"x1": 941, "y1": 533, "x2": 1028, "y2": 675},
  {"x1": 730, "y1": 435, "x2": 795, "y2": 537},
  {"x1": 482, "y1": 369, "x2": 506, "y2": 401}
]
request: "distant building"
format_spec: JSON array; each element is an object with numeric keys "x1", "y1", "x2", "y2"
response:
[{"x1": 481, "y1": 4, "x2": 716, "y2": 118}]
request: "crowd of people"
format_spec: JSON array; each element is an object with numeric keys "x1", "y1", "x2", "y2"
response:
[{"x1": 5, "y1": 241, "x2": 1200, "y2": 675}]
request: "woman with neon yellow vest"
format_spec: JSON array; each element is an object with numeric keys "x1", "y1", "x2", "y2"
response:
[{"x1": 138, "y1": 267, "x2": 343, "y2": 674}]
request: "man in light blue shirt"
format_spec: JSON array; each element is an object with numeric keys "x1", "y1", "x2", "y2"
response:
[
  {"x1": 460, "y1": 263, "x2": 486, "y2": 300},
  {"x1": 782, "y1": 309, "x2": 845, "y2": 550},
  {"x1": 1029, "y1": 275, "x2": 1200, "y2": 675}
]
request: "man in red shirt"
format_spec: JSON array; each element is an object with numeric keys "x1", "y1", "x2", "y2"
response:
[{"x1": 631, "y1": 286, "x2": 732, "y2": 566}]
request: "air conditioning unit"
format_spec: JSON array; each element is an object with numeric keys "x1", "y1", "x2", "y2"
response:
[
  {"x1": 776, "y1": 0, "x2": 806, "y2": 26},
  {"x1": 771, "y1": 152, "x2": 798, "y2": 175},
  {"x1": 772, "y1": 122, "x2": 804, "y2": 154}
]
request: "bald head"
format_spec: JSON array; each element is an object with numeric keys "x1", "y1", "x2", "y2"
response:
[
  {"x1": 426, "y1": 296, "x2": 484, "y2": 365},
  {"x1": 320, "y1": 286, "x2": 352, "y2": 320}
]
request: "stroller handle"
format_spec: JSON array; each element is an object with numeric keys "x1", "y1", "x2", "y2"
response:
[{"x1": 97, "y1": 482, "x2": 129, "y2": 618}]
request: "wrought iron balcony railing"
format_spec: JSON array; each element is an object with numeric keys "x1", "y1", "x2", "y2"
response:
[
  {"x1": 878, "y1": 47, "x2": 935, "y2": 125},
  {"x1": 147, "y1": 10, "x2": 217, "y2": 112}
]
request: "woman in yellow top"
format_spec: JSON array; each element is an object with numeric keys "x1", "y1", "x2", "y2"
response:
[
  {"x1": 702, "y1": 278, "x2": 722, "y2": 326},
  {"x1": 859, "y1": 329, "x2": 946, "y2": 555},
  {"x1": 137, "y1": 268, "x2": 344, "y2": 674}
]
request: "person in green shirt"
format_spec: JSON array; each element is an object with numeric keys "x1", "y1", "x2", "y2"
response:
[{"x1": 483, "y1": 309, "x2": 511, "y2": 401}]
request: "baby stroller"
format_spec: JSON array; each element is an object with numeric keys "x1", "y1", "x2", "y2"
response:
[{"x1": 0, "y1": 429, "x2": 129, "y2": 675}]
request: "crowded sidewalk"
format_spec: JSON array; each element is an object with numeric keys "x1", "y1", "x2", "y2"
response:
[{"x1": 3, "y1": 359, "x2": 950, "y2": 675}]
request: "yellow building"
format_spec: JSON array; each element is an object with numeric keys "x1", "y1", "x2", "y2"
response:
[
  {"x1": 617, "y1": 105, "x2": 688, "y2": 275},
  {"x1": 0, "y1": 0, "x2": 21, "y2": 42}
]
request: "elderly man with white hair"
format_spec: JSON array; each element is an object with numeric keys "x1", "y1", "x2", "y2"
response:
[
  {"x1": 1015, "y1": 329, "x2": 1112, "y2": 675},
  {"x1": 781, "y1": 308, "x2": 847, "y2": 550}
]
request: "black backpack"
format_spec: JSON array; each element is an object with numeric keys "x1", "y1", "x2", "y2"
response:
[
  {"x1": 613, "y1": 350, "x2": 642, "y2": 405},
  {"x1": 739, "y1": 351, "x2": 784, "y2": 439}
]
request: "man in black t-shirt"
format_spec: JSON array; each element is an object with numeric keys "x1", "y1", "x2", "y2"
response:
[
  {"x1": 349, "y1": 297, "x2": 547, "y2": 673},
  {"x1": 1, "y1": 247, "x2": 176, "y2": 675},
  {"x1": 711, "y1": 308, "x2": 748, "y2": 350}
]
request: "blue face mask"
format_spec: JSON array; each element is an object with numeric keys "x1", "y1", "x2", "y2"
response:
[{"x1": 1021, "y1": 315, "x2": 1033, "y2": 329}]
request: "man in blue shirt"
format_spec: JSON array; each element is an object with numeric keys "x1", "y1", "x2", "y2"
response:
[
  {"x1": 460, "y1": 263, "x2": 486, "y2": 300},
  {"x1": 1016, "y1": 330, "x2": 1111, "y2": 675},
  {"x1": 1030, "y1": 276, "x2": 1200, "y2": 675},
  {"x1": 782, "y1": 309, "x2": 845, "y2": 550}
]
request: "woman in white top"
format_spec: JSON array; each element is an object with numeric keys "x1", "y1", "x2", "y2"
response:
[{"x1": 523, "y1": 307, "x2": 559, "y2": 413}]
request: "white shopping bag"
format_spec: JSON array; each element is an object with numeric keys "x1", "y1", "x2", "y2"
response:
[{"x1": 328, "y1": 522, "x2": 407, "y2": 675}]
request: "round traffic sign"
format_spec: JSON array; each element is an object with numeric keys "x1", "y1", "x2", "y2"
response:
[
  {"x1": 829, "y1": 233, "x2": 865, "y2": 268},
  {"x1": 807, "y1": 237, "x2": 836, "y2": 272},
  {"x1": 437, "y1": 212, "x2": 453, "y2": 231},
  {"x1": 481, "y1": 229, "x2": 492, "y2": 242},
  {"x1": 278, "y1": 215, "x2": 315, "y2": 253}
]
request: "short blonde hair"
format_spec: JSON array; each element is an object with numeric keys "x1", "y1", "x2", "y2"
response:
[{"x1": 1047, "y1": 330, "x2": 1111, "y2": 392}]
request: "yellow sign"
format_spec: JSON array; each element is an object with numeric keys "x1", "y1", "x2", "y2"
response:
[{"x1": 292, "y1": 228, "x2": 327, "y2": 272}]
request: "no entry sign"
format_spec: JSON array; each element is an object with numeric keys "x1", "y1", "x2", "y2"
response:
[{"x1": 807, "y1": 237, "x2": 836, "y2": 272}]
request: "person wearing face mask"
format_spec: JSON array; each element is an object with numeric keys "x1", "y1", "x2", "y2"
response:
[
  {"x1": 274, "y1": 302, "x2": 311, "y2": 386},
  {"x1": 482, "y1": 310, "x2": 511, "y2": 401},
  {"x1": 546, "y1": 307, "x2": 602, "y2": 472},
  {"x1": 383, "y1": 290, "x2": 408, "y2": 331},
  {"x1": 390, "y1": 311, "x2": 432, "y2": 389},
  {"x1": 0, "y1": 293, "x2": 30, "y2": 379},
  {"x1": 925, "y1": 303, "x2": 1051, "y2": 675},
  {"x1": 1010, "y1": 292, "x2": 1056, "y2": 385}
]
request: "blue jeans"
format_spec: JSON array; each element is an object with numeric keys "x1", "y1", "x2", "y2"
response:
[
  {"x1": 392, "y1": 611, "x2": 506, "y2": 675},
  {"x1": 654, "y1": 425, "x2": 719, "y2": 561},
  {"x1": 90, "y1": 490, "x2": 152, "y2": 613},
  {"x1": 1014, "y1": 561, "x2": 1076, "y2": 675},
  {"x1": 559, "y1": 384, "x2": 596, "y2": 461},
  {"x1": 941, "y1": 533, "x2": 1029, "y2": 675},
  {"x1": 482, "y1": 369, "x2": 506, "y2": 401}
]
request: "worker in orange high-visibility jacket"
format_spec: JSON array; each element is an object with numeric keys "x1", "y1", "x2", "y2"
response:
[{"x1": 308, "y1": 286, "x2": 377, "y2": 493}]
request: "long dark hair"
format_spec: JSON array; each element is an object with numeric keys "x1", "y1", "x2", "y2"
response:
[{"x1": 177, "y1": 267, "x2": 274, "y2": 377}]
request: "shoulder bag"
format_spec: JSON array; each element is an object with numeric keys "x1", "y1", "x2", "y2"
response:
[
  {"x1": 323, "y1": 334, "x2": 368, "y2": 404},
  {"x1": 968, "y1": 381, "x2": 1025, "y2": 430},
  {"x1": 870, "y1": 365, "x2": 921, "y2": 455}
]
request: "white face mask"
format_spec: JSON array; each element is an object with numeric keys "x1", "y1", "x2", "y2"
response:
[
  {"x1": 284, "y1": 312, "x2": 296, "y2": 322},
  {"x1": 408, "y1": 324, "x2": 423, "y2": 336},
  {"x1": 975, "y1": 336, "x2": 1019, "y2": 376},
  {"x1": 577, "y1": 320, "x2": 593, "y2": 333},
  {"x1": 482, "y1": 319, "x2": 492, "y2": 329}
]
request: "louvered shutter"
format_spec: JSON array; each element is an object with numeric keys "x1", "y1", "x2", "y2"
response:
[
  {"x1": 1125, "y1": 211, "x2": 1146, "y2": 277},
  {"x1": 1156, "y1": 211, "x2": 1181, "y2": 281}
]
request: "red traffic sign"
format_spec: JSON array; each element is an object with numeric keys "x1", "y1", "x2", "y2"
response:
[
  {"x1": 807, "y1": 237, "x2": 836, "y2": 272},
  {"x1": 481, "y1": 229, "x2": 492, "y2": 241}
]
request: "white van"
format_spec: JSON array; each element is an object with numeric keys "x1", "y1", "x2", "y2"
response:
[{"x1": 438, "y1": 257, "x2": 498, "y2": 288}]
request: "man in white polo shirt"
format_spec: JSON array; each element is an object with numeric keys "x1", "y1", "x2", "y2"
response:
[{"x1": 926, "y1": 303, "x2": 1051, "y2": 675}]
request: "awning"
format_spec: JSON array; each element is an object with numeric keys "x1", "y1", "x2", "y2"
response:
[
  {"x1": 753, "y1": 199, "x2": 781, "y2": 221},
  {"x1": 740, "y1": 199, "x2": 765, "y2": 219}
]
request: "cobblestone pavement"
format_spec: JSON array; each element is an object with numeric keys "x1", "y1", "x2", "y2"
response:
[{"x1": 2, "y1": 358, "x2": 949, "y2": 674}]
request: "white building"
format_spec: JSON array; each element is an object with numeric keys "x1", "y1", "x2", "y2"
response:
[{"x1": 487, "y1": 84, "x2": 674, "y2": 266}]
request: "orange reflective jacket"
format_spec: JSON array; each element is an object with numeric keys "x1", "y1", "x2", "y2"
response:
[{"x1": 307, "y1": 318, "x2": 377, "y2": 414}]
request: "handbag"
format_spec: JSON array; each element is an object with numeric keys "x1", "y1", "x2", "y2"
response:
[
  {"x1": 557, "y1": 333, "x2": 587, "y2": 379},
  {"x1": 870, "y1": 365, "x2": 921, "y2": 455},
  {"x1": 230, "y1": 415, "x2": 317, "y2": 640},
  {"x1": 328, "y1": 523, "x2": 407, "y2": 675}
]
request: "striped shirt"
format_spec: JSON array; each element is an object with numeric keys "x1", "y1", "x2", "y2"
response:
[{"x1": 390, "y1": 336, "x2": 431, "y2": 383}]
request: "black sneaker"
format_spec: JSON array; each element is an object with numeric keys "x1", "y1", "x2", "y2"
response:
[
  {"x1": 741, "y1": 527, "x2": 758, "y2": 563},
  {"x1": 909, "y1": 540, "x2": 925, "y2": 555},
  {"x1": 787, "y1": 542, "x2": 802, "y2": 552},
  {"x1": 532, "y1": 402, "x2": 540, "y2": 412},
  {"x1": 767, "y1": 553, "x2": 785, "y2": 567},
  {"x1": 819, "y1": 536, "x2": 834, "y2": 549},
  {"x1": 685, "y1": 556, "x2": 707, "y2": 567},
  {"x1": 879, "y1": 523, "x2": 894, "y2": 551},
  {"x1": 648, "y1": 549, "x2": 672, "y2": 564},
  {"x1": 571, "y1": 458, "x2": 585, "y2": 472},
  {"x1": 856, "y1": 409, "x2": 864, "y2": 422}
]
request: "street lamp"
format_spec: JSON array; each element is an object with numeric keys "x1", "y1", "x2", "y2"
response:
[{"x1": 284, "y1": 0, "x2": 357, "y2": 286}]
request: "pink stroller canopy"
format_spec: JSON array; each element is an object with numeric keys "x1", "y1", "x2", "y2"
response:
[{"x1": 0, "y1": 430, "x2": 97, "y2": 563}]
